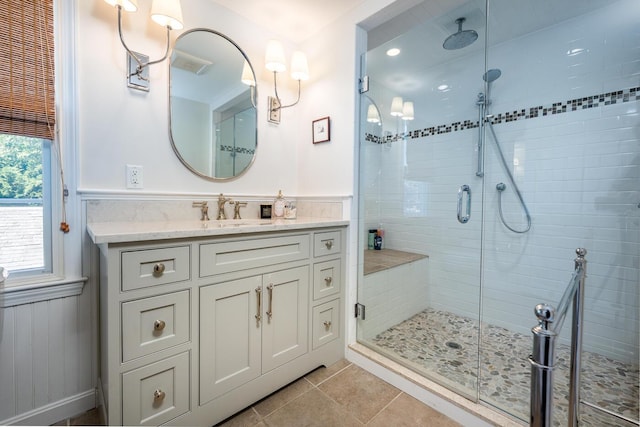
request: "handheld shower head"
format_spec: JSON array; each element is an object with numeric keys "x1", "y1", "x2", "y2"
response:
[{"x1": 483, "y1": 69, "x2": 502, "y2": 83}]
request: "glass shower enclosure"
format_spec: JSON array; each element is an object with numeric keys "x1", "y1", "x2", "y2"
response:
[{"x1": 356, "y1": 1, "x2": 639, "y2": 425}]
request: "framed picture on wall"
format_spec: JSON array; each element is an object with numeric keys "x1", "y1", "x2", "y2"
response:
[{"x1": 312, "y1": 116, "x2": 330, "y2": 144}]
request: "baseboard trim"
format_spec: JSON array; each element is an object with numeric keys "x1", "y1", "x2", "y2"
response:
[{"x1": 0, "y1": 389, "x2": 96, "y2": 426}]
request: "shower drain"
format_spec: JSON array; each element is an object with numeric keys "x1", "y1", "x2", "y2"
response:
[{"x1": 446, "y1": 341, "x2": 462, "y2": 349}]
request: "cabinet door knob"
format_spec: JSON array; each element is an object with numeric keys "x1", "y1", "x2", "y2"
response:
[
  {"x1": 324, "y1": 276, "x2": 333, "y2": 286},
  {"x1": 153, "y1": 389, "x2": 166, "y2": 402},
  {"x1": 153, "y1": 320, "x2": 166, "y2": 331},
  {"x1": 153, "y1": 263, "x2": 165, "y2": 276},
  {"x1": 323, "y1": 320, "x2": 332, "y2": 330},
  {"x1": 324, "y1": 240, "x2": 334, "y2": 250}
]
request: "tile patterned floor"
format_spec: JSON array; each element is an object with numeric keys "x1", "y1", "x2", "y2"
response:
[
  {"x1": 368, "y1": 308, "x2": 639, "y2": 427},
  {"x1": 50, "y1": 360, "x2": 461, "y2": 427},
  {"x1": 217, "y1": 360, "x2": 462, "y2": 426}
]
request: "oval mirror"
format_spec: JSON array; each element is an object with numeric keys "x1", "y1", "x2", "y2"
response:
[{"x1": 170, "y1": 28, "x2": 257, "y2": 180}]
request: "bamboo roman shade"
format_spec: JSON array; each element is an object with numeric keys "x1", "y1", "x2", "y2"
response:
[{"x1": 0, "y1": 0, "x2": 55, "y2": 140}]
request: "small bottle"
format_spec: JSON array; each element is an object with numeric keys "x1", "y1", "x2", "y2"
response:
[
  {"x1": 284, "y1": 201, "x2": 297, "y2": 219},
  {"x1": 273, "y1": 190, "x2": 286, "y2": 218},
  {"x1": 367, "y1": 229, "x2": 376, "y2": 249},
  {"x1": 374, "y1": 231, "x2": 382, "y2": 250}
]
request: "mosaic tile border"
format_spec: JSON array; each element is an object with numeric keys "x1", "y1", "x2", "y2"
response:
[
  {"x1": 219, "y1": 145, "x2": 255, "y2": 155},
  {"x1": 364, "y1": 86, "x2": 640, "y2": 144}
]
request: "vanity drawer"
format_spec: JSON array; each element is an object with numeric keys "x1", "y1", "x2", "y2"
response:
[
  {"x1": 313, "y1": 231, "x2": 341, "y2": 258},
  {"x1": 312, "y1": 299, "x2": 340, "y2": 349},
  {"x1": 121, "y1": 246, "x2": 190, "y2": 291},
  {"x1": 122, "y1": 351, "x2": 190, "y2": 426},
  {"x1": 121, "y1": 290, "x2": 190, "y2": 362},
  {"x1": 313, "y1": 259, "x2": 341, "y2": 301},
  {"x1": 199, "y1": 234, "x2": 309, "y2": 277}
]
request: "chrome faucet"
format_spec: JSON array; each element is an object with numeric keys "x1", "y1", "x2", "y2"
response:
[
  {"x1": 192, "y1": 201, "x2": 209, "y2": 221},
  {"x1": 216, "y1": 193, "x2": 233, "y2": 220},
  {"x1": 233, "y1": 201, "x2": 247, "y2": 220}
]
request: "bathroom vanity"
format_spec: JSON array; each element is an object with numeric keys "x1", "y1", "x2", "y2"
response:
[{"x1": 87, "y1": 218, "x2": 347, "y2": 426}]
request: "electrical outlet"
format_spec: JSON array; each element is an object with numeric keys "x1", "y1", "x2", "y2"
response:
[{"x1": 126, "y1": 165, "x2": 143, "y2": 189}]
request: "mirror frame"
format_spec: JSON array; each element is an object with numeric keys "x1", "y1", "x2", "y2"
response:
[{"x1": 168, "y1": 28, "x2": 258, "y2": 181}]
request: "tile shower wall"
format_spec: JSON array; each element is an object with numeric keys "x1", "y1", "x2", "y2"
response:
[{"x1": 362, "y1": 0, "x2": 639, "y2": 363}]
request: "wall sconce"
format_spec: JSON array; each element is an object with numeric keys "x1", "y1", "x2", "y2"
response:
[
  {"x1": 389, "y1": 97, "x2": 415, "y2": 120},
  {"x1": 390, "y1": 96, "x2": 404, "y2": 117},
  {"x1": 367, "y1": 104, "x2": 381, "y2": 123},
  {"x1": 401, "y1": 102, "x2": 414, "y2": 120},
  {"x1": 265, "y1": 40, "x2": 309, "y2": 124},
  {"x1": 104, "y1": 0, "x2": 184, "y2": 91},
  {"x1": 241, "y1": 60, "x2": 257, "y2": 107}
]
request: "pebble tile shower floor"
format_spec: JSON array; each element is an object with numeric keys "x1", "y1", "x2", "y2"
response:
[{"x1": 369, "y1": 308, "x2": 638, "y2": 426}]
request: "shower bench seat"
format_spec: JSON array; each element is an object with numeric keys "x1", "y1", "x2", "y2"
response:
[
  {"x1": 364, "y1": 248, "x2": 427, "y2": 275},
  {"x1": 362, "y1": 249, "x2": 429, "y2": 339}
]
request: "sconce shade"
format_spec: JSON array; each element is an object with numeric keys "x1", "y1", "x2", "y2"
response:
[
  {"x1": 241, "y1": 61, "x2": 256, "y2": 86},
  {"x1": 104, "y1": 0, "x2": 138, "y2": 12},
  {"x1": 265, "y1": 40, "x2": 287, "y2": 73},
  {"x1": 151, "y1": 0, "x2": 184, "y2": 30},
  {"x1": 290, "y1": 51, "x2": 309, "y2": 81},
  {"x1": 367, "y1": 105, "x2": 380, "y2": 123},
  {"x1": 390, "y1": 96, "x2": 404, "y2": 117},
  {"x1": 402, "y1": 101, "x2": 414, "y2": 120}
]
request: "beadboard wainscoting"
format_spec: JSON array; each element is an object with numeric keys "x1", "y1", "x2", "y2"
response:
[{"x1": 0, "y1": 283, "x2": 98, "y2": 425}]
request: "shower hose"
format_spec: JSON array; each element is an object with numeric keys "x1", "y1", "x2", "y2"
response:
[{"x1": 486, "y1": 120, "x2": 532, "y2": 233}]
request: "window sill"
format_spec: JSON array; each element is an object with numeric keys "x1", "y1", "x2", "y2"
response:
[{"x1": 0, "y1": 276, "x2": 88, "y2": 307}]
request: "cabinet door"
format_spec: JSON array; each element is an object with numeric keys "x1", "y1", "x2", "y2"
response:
[
  {"x1": 262, "y1": 266, "x2": 309, "y2": 373},
  {"x1": 200, "y1": 276, "x2": 262, "y2": 404}
]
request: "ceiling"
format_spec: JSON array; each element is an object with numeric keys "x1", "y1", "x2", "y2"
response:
[{"x1": 211, "y1": 0, "x2": 367, "y2": 43}]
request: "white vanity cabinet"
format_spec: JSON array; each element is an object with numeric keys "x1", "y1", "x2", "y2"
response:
[
  {"x1": 199, "y1": 266, "x2": 309, "y2": 403},
  {"x1": 91, "y1": 223, "x2": 346, "y2": 426}
]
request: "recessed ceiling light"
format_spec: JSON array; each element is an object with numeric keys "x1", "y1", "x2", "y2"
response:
[
  {"x1": 437, "y1": 84, "x2": 449, "y2": 91},
  {"x1": 386, "y1": 48, "x2": 400, "y2": 57}
]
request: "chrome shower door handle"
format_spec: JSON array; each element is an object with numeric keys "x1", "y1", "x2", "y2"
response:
[{"x1": 457, "y1": 185, "x2": 471, "y2": 224}]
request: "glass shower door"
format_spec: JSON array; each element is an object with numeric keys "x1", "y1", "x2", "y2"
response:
[{"x1": 356, "y1": 8, "x2": 487, "y2": 396}]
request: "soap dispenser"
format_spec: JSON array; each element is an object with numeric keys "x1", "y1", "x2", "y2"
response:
[{"x1": 273, "y1": 190, "x2": 287, "y2": 218}]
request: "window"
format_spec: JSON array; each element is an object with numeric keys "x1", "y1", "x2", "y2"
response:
[
  {"x1": 0, "y1": 0, "x2": 58, "y2": 284},
  {"x1": 0, "y1": 134, "x2": 53, "y2": 277}
]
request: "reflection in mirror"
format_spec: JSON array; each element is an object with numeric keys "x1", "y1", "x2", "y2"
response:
[{"x1": 170, "y1": 28, "x2": 257, "y2": 180}]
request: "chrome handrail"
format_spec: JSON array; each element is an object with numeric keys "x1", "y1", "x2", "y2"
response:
[{"x1": 529, "y1": 248, "x2": 587, "y2": 427}]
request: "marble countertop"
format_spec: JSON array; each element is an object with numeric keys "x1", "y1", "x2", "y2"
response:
[{"x1": 87, "y1": 217, "x2": 349, "y2": 244}]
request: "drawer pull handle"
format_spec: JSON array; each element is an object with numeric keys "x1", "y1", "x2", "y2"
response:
[
  {"x1": 324, "y1": 277, "x2": 333, "y2": 286},
  {"x1": 153, "y1": 263, "x2": 166, "y2": 276},
  {"x1": 153, "y1": 320, "x2": 166, "y2": 332},
  {"x1": 255, "y1": 287, "x2": 262, "y2": 325},
  {"x1": 324, "y1": 240, "x2": 334, "y2": 250},
  {"x1": 153, "y1": 389, "x2": 165, "y2": 402},
  {"x1": 266, "y1": 284, "x2": 274, "y2": 321},
  {"x1": 323, "y1": 320, "x2": 332, "y2": 330}
]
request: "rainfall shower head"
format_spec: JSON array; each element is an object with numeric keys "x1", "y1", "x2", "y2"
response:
[
  {"x1": 483, "y1": 68, "x2": 502, "y2": 83},
  {"x1": 443, "y1": 17, "x2": 478, "y2": 50}
]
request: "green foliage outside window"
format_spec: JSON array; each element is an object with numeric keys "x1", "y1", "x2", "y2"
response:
[{"x1": 0, "y1": 134, "x2": 44, "y2": 199}]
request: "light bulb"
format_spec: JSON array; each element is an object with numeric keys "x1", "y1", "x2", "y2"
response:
[
  {"x1": 265, "y1": 40, "x2": 286, "y2": 73},
  {"x1": 390, "y1": 97, "x2": 404, "y2": 117},
  {"x1": 290, "y1": 51, "x2": 309, "y2": 81},
  {"x1": 150, "y1": 0, "x2": 184, "y2": 30},
  {"x1": 104, "y1": 0, "x2": 138, "y2": 12},
  {"x1": 367, "y1": 105, "x2": 380, "y2": 123},
  {"x1": 401, "y1": 102, "x2": 414, "y2": 120},
  {"x1": 241, "y1": 61, "x2": 255, "y2": 86}
]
